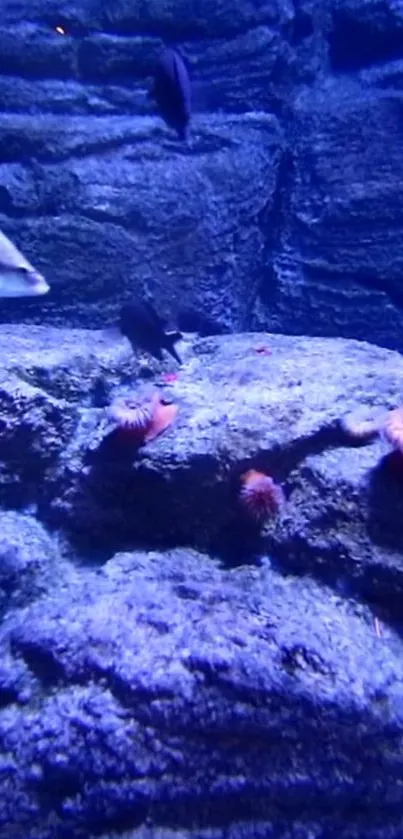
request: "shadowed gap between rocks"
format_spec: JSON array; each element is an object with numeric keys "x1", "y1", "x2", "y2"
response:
[{"x1": 257, "y1": 145, "x2": 294, "y2": 310}]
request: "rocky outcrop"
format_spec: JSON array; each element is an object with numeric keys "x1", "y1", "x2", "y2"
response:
[
  {"x1": 1, "y1": 547, "x2": 403, "y2": 839},
  {"x1": 2, "y1": 0, "x2": 403, "y2": 350},
  {"x1": 1, "y1": 323, "x2": 403, "y2": 617},
  {"x1": 266, "y1": 81, "x2": 403, "y2": 349},
  {"x1": 0, "y1": 323, "x2": 402, "y2": 837},
  {"x1": 0, "y1": 112, "x2": 282, "y2": 330},
  {"x1": 0, "y1": 0, "x2": 290, "y2": 334},
  {"x1": 0, "y1": 512, "x2": 70, "y2": 617}
]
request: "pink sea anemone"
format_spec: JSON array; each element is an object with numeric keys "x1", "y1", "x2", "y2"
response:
[
  {"x1": 108, "y1": 395, "x2": 156, "y2": 433},
  {"x1": 108, "y1": 393, "x2": 178, "y2": 444},
  {"x1": 239, "y1": 469, "x2": 284, "y2": 524}
]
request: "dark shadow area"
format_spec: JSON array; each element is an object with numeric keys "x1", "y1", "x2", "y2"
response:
[
  {"x1": 329, "y1": 12, "x2": 403, "y2": 72},
  {"x1": 368, "y1": 451, "x2": 403, "y2": 552},
  {"x1": 0, "y1": 684, "x2": 18, "y2": 709},
  {"x1": 291, "y1": 10, "x2": 314, "y2": 44},
  {"x1": 12, "y1": 637, "x2": 66, "y2": 687}
]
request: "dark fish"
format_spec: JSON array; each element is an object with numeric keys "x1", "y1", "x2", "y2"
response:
[
  {"x1": 119, "y1": 299, "x2": 183, "y2": 364},
  {"x1": 151, "y1": 47, "x2": 191, "y2": 140},
  {"x1": 177, "y1": 306, "x2": 228, "y2": 337}
]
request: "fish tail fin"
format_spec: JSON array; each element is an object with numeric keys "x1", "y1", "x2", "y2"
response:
[{"x1": 166, "y1": 331, "x2": 183, "y2": 364}]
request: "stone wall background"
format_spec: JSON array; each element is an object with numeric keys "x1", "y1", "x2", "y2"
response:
[{"x1": 1, "y1": 0, "x2": 403, "y2": 349}]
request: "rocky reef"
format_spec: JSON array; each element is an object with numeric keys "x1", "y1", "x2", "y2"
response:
[
  {"x1": 2, "y1": 0, "x2": 403, "y2": 836},
  {"x1": 1, "y1": 0, "x2": 403, "y2": 349},
  {"x1": 0, "y1": 324, "x2": 402, "y2": 837}
]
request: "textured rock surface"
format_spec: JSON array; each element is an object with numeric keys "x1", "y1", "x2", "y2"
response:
[
  {"x1": 265, "y1": 83, "x2": 403, "y2": 345},
  {"x1": 0, "y1": 0, "x2": 288, "y2": 332},
  {"x1": 0, "y1": 325, "x2": 402, "y2": 837},
  {"x1": 0, "y1": 363, "x2": 76, "y2": 508},
  {"x1": 1, "y1": 324, "x2": 403, "y2": 619},
  {"x1": 0, "y1": 512, "x2": 68, "y2": 617},
  {"x1": 2, "y1": 0, "x2": 403, "y2": 349},
  {"x1": 0, "y1": 548, "x2": 403, "y2": 839},
  {"x1": 1, "y1": 1, "x2": 403, "y2": 831},
  {"x1": 0, "y1": 112, "x2": 282, "y2": 330}
]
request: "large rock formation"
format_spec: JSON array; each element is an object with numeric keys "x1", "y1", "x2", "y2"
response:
[
  {"x1": 1, "y1": 323, "x2": 403, "y2": 611},
  {"x1": 1, "y1": 0, "x2": 403, "y2": 350},
  {"x1": 2, "y1": 545, "x2": 403, "y2": 839},
  {"x1": 0, "y1": 324, "x2": 402, "y2": 837}
]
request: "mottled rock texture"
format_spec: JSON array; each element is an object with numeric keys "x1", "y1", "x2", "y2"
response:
[
  {"x1": 0, "y1": 512, "x2": 68, "y2": 616},
  {"x1": 1, "y1": 0, "x2": 403, "y2": 350},
  {"x1": 1, "y1": 1, "x2": 403, "y2": 833},
  {"x1": 1, "y1": 548, "x2": 403, "y2": 839},
  {"x1": 1, "y1": 323, "x2": 403, "y2": 619},
  {"x1": 0, "y1": 324, "x2": 403, "y2": 838}
]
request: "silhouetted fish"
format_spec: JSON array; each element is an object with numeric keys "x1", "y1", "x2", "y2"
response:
[
  {"x1": 119, "y1": 299, "x2": 183, "y2": 364},
  {"x1": 177, "y1": 306, "x2": 228, "y2": 337},
  {"x1": 0, "y1": 229, "x2": 49, "y2": 297},
  {"x1": 151, "y1": 47, "x2": 191, "y2": 140}
]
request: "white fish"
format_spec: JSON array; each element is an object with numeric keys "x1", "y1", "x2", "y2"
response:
[{"x1": 0, "y1": 229, "x2": 49, "y2": 297}]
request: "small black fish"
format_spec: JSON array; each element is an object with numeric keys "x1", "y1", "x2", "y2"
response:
[
  {"x1": 177, "y1": 306, "x2": 228, "y2": 337},
  {"x1": 151, "y1": 47, "x2": 191, "y2": 140},
  {"x1": 119, "y1": 299, "x2": 183, "y2": 364}
]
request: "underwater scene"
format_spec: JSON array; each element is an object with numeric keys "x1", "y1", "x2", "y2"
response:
[{"x1": 1, "y1": 0, "x2": 403, "y2": 837}]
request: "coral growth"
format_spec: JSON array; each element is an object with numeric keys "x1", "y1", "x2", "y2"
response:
[{"x1": 239, "y1": 469, "x2": 284, "y2": 524}]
